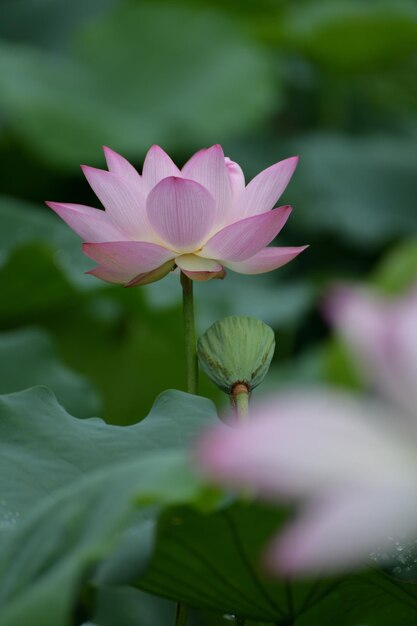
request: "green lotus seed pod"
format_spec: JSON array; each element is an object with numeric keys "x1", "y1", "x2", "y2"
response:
[{"x1": 197, "y1": 316, "x2": 275, "y2": 394}]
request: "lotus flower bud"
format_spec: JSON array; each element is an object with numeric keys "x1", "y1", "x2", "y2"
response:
[{"x1": 197, "y1": 316, "x2": 275, "y2": 395}]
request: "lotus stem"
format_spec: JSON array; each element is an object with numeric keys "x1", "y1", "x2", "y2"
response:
[
  {"x1": 231, "y1": 383, "x2": 250, "y2": 424},
  {"x1": 174, "y1": 601, "x2": 188, "y2": 626},
  {"x1": 181, "y1": 272, "x2": 198, "y2": 395},
  {"x1": 174, "y1": 272, "x2": 199, "y2": 626}
]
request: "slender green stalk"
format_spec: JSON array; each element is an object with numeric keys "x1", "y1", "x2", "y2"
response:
[
  {"x1": 174, "y1": 272, "x2": 199, "y2": 626},
  {"x1": 230, "y1": 383, "x2": 250, "y2": 424},
  {"x1": 233, "y1": 385, "x2": 247, "y2": 626},
  {"x1": 234, "y1": 391, "x2": 250, "y2": 423},
  {"x1": 232, "y1": 384, "x2": 252, "y2": 581},
  {"x1": 181, "y1": 271, "x2": 198, "y2": 395},
  {"x1": 174, "y1": 601, "x2": 188, "y2": 626}
]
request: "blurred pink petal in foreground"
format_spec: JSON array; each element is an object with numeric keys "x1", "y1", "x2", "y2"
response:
[
  {"x1": 197, "y1": 287, "x2": 417, "y2": 575},
  {"x1": 47, "y1": 145, "x2": 307, "y2": 286}
]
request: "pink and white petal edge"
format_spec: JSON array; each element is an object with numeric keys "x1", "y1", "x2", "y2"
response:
[
  {"x1": 87, "y1": 259, "x2": 175, "y2": 287},
  {"x1": 235, "y1": 156, "x2": 299, "y2": 219},
  {"x1": 225, "y1": 157, "x2": 245, "y2": 201},
  {"x1": 196, "y1": 391, "x2": 412, "y2": 497},
  {"x1": 103, "y1": 146, "x2": 143, "y2": 188},
  {"x1": 125, "y1": 259, "x2": 176, "y2": 287},
  {"x1": 265, "y1": 487, "x2": 417, "y2": 575},
  {"x1": 181, "y1": 268, "x2": 226, "y2": 281},
  {"x1": 325, "y1": 286, "x2": 417, "y2": 422},
  {"x1": 175, "y1": 253, "x2": 225, "y2": 281},
  {"x1": 200, "y1": 206, "x2": 293, "y2": 263},
  {"x1": 46, "y1": 202, "x2": 127, "y2": 243},
  {"x1": 224, "y1": 246, "x2": 308, "y2": 274},
  {"x1": 83, "y1": 241, "x2": 175, "y2": 274},
  {"x1": 142, "y1": 145, "x2": 181, "y2": 190},
  {"x1": 182, "y1": 144, "x2": 232, "y2": 224},
  {"x1": 81, "y1": 165, "x2": 151, "y2": 239},
  {"x1": 86, "y1": 265, "x2": 136, "y2": 284}
]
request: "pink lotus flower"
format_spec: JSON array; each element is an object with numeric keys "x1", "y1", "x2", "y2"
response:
[
  {"x1": 46, "y1": 145, "x2": 306, "y2": 286},
  {"x1": 197, "y1": 287, "x2": 417, "y2": 575}
]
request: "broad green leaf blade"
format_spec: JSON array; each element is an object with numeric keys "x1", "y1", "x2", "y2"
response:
[
  {"x1": 0, "y1": 451, "x2": 205, "y2": 626},
  {"x1": 93, "y1": 587, "x2": 271, "y2": 626},
  {"x1": 296, "y1": 569, "x2": 417, "y2": 626},
  {"x1": 137, "y1": 503, "x2": 334, "y2": 622},
  {"x1": 0, "y1": 386, "x2": 217, "y2": 625},
  {"x1": 137, "y1": 503, "x2": 417, "y2": 624},
  {"x1": 94, "y1": 588, "x2": 174, "y2": 626},
  {"x1": 0, "y1": 386, "x2": 217, "y2": 532},
  {"x1": 0, "y1": 328, "x2": 100, "y2": 417}
]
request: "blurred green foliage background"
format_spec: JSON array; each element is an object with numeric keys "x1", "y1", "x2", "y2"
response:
[{"x1": 1, "y1": 0, "x2": 417, "y2": 425}]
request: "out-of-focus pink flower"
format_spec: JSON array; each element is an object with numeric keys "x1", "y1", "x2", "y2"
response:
[
  {"x1": 46, "y1": 145, "x2": 307, "y2": 286},
  {"x1": 196, "y1": 287, "x2": 417, "y2": 575}
]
